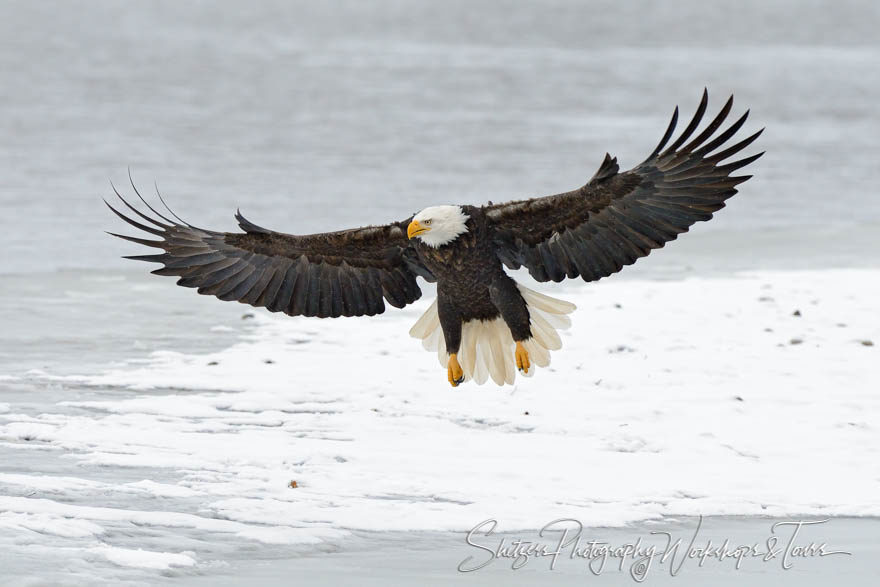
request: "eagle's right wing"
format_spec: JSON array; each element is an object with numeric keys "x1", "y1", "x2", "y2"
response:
[
  {"x1": 107, "y1": 189, "x2": 433, "y2": 318},
  {"x1": 485, "y1": 90, "x2": 763, "y2": 282}
]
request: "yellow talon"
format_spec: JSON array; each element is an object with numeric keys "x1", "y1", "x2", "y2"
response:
[
  {"x1": 515, "y1": 341, "x2": 530, "y2": 372},
  {"x1": 447, "y1": 353, "x2": 464, "y2": 387}
]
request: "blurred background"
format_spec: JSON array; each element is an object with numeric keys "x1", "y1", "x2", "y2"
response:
[
  {"x1": 1, "y1": 2, "x2": 879, "y2": 583},
  {"x1": 1, "y1": 0, "x2": 878, "y2": 374}
]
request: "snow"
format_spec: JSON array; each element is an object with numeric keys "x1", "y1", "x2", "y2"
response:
[
  {"x1": 120, "y1": 479, "x2": 203, "y2": 498},
  {"x1": 0, "y1": 473, "x2": 106, "y2": 493},
  {"x1": 88, "y1": 545, "x2": 196, "y2": 570},
  {"x1": 1, "y1": 269, "x2": 878, "y2": 576},
  {"x1": 0, "y1": 512, "x2": 105, "y2": 538}
]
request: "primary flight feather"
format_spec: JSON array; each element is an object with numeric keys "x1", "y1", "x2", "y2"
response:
[{"x1": 107, "y1": 90, "x2": 763, "y2": 386}]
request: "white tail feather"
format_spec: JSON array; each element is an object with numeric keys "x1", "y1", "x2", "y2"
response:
[{"x1": 408, "y1": 282, "x2": 576, "y2": 385}]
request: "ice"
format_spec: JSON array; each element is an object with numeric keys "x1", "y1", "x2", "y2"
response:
[
  {"x1": 0, "y1": 512, "x2": 105, "y2": 538},
  {"x1": 2, "y1": 0, "x2": 879, "y2": 581},
  {"x1": 1, "y1": 269, "x2": 877, "y2": 575},
  {"x1": 88, "y1": 545, "x2": 196, "y2": 570}
]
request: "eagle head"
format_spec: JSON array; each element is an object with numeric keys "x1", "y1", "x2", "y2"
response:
[{"x1": 407, "y1": 205, "x2": 470, "y2": 248}]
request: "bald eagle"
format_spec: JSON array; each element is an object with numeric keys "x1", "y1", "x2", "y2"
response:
[{"x1": 107, "y1": 91, "x2": 762, "y2": 387}]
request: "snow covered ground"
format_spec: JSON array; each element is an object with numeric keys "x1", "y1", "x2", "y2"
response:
[{"x1": 1, "y1": 269, "x2": 877, "y2": 583}]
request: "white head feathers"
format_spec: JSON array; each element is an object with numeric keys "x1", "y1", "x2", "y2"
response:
[{"x1": 410, "y1": 205, "x2": 470, "y2": 248}]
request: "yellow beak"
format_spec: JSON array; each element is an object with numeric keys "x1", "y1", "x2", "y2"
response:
[{"x1": 407, "y1": 220, "x2": 429, "y2": 239}]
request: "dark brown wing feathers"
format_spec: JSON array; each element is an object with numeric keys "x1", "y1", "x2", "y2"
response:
[
  {"x1": 107, "y1": 189, "x2": 432, "y2": 318},
  {"x1": 487, "y1": 90, "x2": 763, "y2": 282},
  {"x1": 110, "y1": 90, "x2": 761, "y2": 315}
]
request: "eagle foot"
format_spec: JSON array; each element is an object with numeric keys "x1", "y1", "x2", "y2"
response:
[
  {"x1": 447, "y1": 353, "x2": 464, "y2": 387},
  {"x1": 515, "y1": 341, "x2": 531, "y2": 372}
]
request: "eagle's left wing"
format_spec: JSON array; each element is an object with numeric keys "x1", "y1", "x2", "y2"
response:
[
  {"x1": 485, "y1": 91, "x2": 763, "y2": 282},
  {"x1": 106, "y1": 188, "x2": 433, "y2": 318}
]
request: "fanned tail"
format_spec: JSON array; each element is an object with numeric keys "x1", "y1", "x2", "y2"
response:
[{"x1": 408, "y1": 282, "x2": 576, "y2": 385}]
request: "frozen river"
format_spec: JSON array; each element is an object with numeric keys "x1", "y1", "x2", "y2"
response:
[{"x1": 1, "y1": 0, "x2": 879, "y2": 584}]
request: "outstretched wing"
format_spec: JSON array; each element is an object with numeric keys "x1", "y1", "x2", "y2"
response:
[
  {"x1": 486, "y1": 90, "x2": 763, "y2": 282},
  {"x1": 106, "y1": 187, "x2": 433, "y2": 318}
]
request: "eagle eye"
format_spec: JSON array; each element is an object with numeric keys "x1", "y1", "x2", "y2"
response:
[{"x1": 423, "y1": 219, "x2": 432, "y2": 225}]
